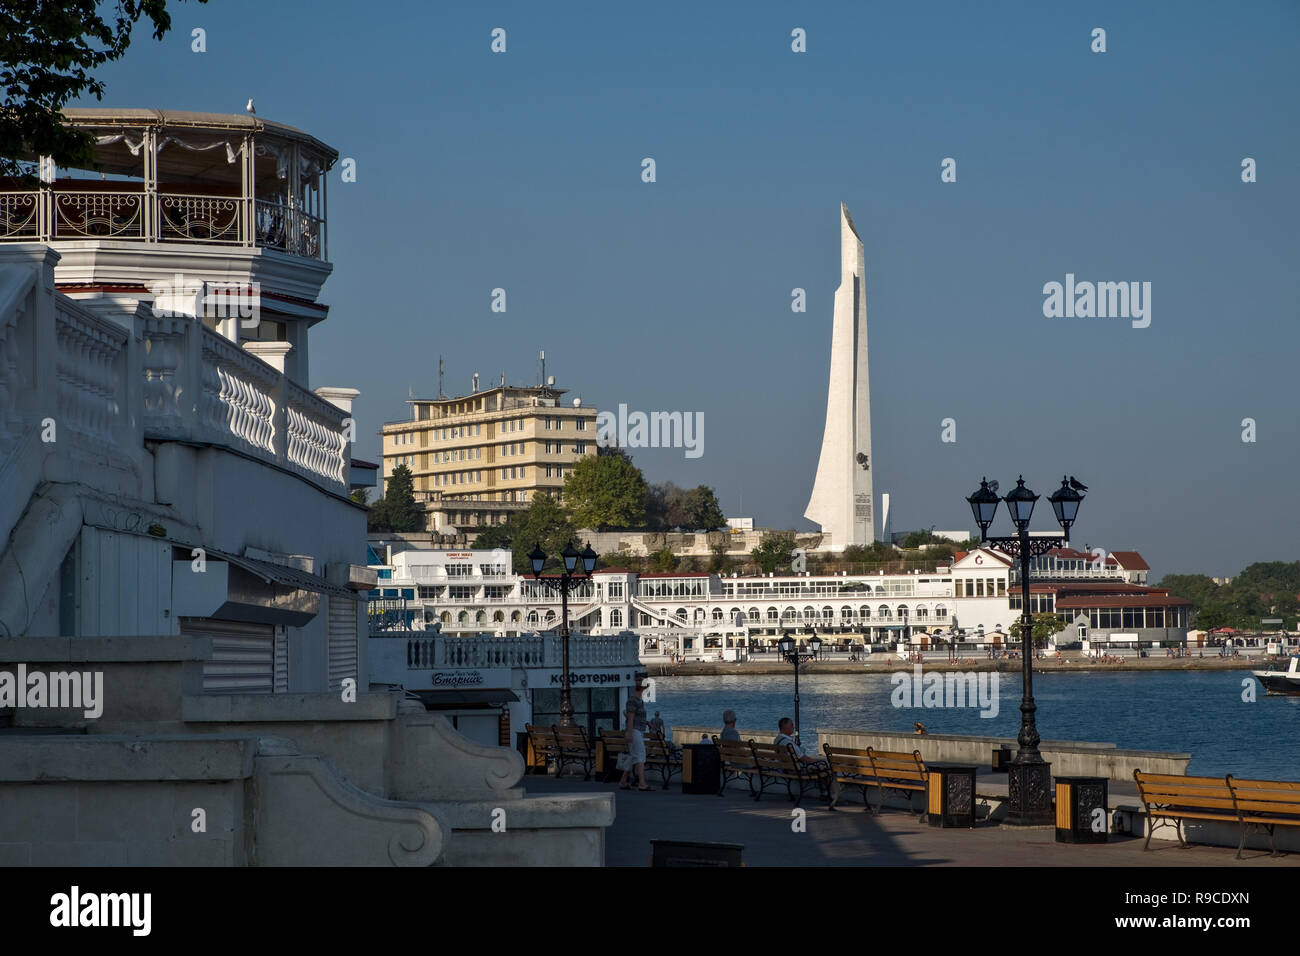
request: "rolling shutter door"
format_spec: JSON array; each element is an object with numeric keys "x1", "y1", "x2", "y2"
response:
[
  {"x1": 328, "y1": 596, "x2": 359, "y2": 690},
  {"x1": 274, "y1": 625, "x2": 289, "y2": 693},
  {"x1": 182, "y1": 619, "x2": 275, "y2": 694}
]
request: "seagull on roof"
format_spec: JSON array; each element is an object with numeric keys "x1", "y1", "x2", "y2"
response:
[
  {"x1": 1068, "y1": 476, "x2": 1088, "y2": 492},
  {"x1": 246, "y1": 98, "x2": 256, "y2": 115}
]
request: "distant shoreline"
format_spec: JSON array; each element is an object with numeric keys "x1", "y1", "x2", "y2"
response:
[{"x1": 646, "y1": 657, "x2": 1266, "y2": 677}]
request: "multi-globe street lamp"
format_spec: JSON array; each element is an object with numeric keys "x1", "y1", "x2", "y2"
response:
[
  {"x1": 966, "y1": 475, "x2": 1085, "y2": 825},
  {"x1": 777, "y1": 631, "x2": 821, "y2": 742},
  {"x1": 528, "y1": 540, "x2": 598, "y2": 729}
]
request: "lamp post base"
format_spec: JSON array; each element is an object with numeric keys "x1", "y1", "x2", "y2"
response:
[{"x1": 1004, "y1": 759, "x2": 1054, "y2": 826}]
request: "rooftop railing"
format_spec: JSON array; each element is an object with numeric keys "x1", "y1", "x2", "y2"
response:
[{"x1": 0, "y1": 184, "x2": 325, "y2": 261}]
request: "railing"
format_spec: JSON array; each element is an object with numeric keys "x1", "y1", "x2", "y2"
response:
[
  {"x1": 141, "y1": 315, "x2": 347, "y2": 493},
  {"x1": 376, "y1": 630, "x2": 640, "y2": 671},
  {"x1": 286, "y1": 382, "x2": 348, "y2": 486},
  {"x1": 0, "y1": 192, "x2": 40, "y2": 239},
  {"x1": 0, "y1": 255, "x2": 142, "y2": 537},
  {"x1": 0, "y1": 187, "x2": 325, "y2": 261},
  {"x1": 159, "y1": 193, "x2": 242, "y2": 244},
  {"x1": 55, "y1": 299, "x2": 130, "y2": 447},
  {"x1": 53, "y1": 191, "x2": 144, "y2": 239},
  {"x1": 254, "y1": 198, "x2": 324, "y2": 259}
]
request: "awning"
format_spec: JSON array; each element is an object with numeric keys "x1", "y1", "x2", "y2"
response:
[
  {"x1": 215, "y1": 550, "x2": 355, "y2": 600},
  {"x1": 411, "y1": 688, "x2": 520, "y2": 709}
]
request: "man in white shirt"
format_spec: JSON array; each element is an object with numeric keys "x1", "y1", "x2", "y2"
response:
[{"x1": 774, "y1": 717, "x2": 830, "y2": 776}]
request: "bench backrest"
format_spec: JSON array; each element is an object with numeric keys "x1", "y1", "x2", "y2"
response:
[
  {"x1": 1133, "y1": 771, "x2": 1235, "y2": 813},
  {"x1": 525, "y1": 724, "x2": 556, "y2": 748},
  {"x1": 645, "y1": 735, "x2": 677, "y2": 760},
  {"x1": 750, "y1": 741, "x2": 800, "y2": 773},
  {"x1": 713, "y1": 736, "x2": 758, "y2": 769},
  {"x1": 1227, "y1": 775, "x2": 1300, "y2": 818},
  {"x1": 823, "y1": 745, "x2": 874, "y2": 776},
  {"x1": 866, "y1": 748, "x2": 927, "y2": 783},
  {"x1": 552, "y1": 725, "x2": 591, "y2": 751}
]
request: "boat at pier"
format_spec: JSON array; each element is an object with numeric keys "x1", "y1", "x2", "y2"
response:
[{"x1": 1253, "y1": 654, "x2": 1300, "y2": 696}]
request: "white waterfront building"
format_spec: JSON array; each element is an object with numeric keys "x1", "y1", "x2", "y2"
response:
[
  {"x1": 0, "y1": 108, "x2": 611, "y2": 865},
  {"x1": 367, "y1": 545, "x2": 1035, "y2": 657}
]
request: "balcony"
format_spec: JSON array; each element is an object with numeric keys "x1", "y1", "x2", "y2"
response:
[{"x1": 0, "y1": 108, "x2": 333, "y2": 262}]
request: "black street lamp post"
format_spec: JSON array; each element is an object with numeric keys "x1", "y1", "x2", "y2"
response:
[
  {"x1": 777, "y1": 631, "x2": 822, "y2": 742},
  {"x1": 966, "y1": 475, "x2": 1084, "y2": 826},
  {"x1": 529, "y1": 540, "x2": 598, "y2": 729}
]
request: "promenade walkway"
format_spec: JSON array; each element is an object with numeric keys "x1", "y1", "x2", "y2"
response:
[{"x1": 524, "y1": 774, "x2": 1300, "y2": 867}]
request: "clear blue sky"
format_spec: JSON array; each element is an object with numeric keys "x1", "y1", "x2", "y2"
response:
[{"x1": 83, "y1": 0, "x2": 1300, "y2": 579}]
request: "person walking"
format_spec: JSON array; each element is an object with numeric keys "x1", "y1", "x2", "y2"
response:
[{"x1": 620, "y1": 678, "x2": 653, "y2": 791}]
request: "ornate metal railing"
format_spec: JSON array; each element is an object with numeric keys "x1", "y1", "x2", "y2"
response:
[
  {"x1": 254, "y1": 198, "x2": 323, "y2": 260},
  {"x1": 54, "y1": 191, "x2": 143, "y2": 239},
  {"x1": 0, "y1": 192, "x2": 39, "y2": 239},
  {"x1": 158, "y1": 193, "x2": 242, "y2": 244},
  {"x1": 0, "y1": 187, "x2": 325, "y2": 261}
]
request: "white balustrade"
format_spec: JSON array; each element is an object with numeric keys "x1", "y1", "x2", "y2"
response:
[
  {"x1": 54, "y1": 300, "x2": 129, "y2": 447},
  {"x1": 139, "y1": 314, "x2": 347, "y2": 493}
]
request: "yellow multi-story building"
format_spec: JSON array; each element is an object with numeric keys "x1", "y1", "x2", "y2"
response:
[{"x1": 380, "y1": 384, "x2": 598, "y2": 532}]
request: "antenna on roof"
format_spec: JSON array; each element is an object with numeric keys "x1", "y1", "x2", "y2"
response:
[
  {"x1": 438, "y1": 356, "x2": 445, "y2": 399},
  {"x1": 539, "y1": 350, "x2": 546, "y2": 388}
]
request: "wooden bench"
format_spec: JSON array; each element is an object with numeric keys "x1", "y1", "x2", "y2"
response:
[
  {"x1": 1133, "y1": 772, "x2": 1238, "y2": 853},
  {"x1": 525, "y1": 723, "x2": 558, "y2": 773},
  {"x1": 645, "y1": 732, "x2": 683, "y2": 790},
  {"x1": 750, "y1": 741, "x2": 827, "y2": 806},
  {"x1": 551, "y1": 724, "x2": 594, "y2": 780},
  {"x1": 714, "y1": 736, "x2": 762, "y2": 798},
  {"x1": 1226, "y1": 776, "x2": 1300, "y2": 858},
  {"x1": 713, "y1": 737, "x2": 826, "y2": 805},
  {"x1": 596, "y1": 727, "x2": 629, "y2": 781},
  {"x1": 823, "y1": 745, "x2": 928, "y2": 816},
  {"x1": 1138, "y1": 771, "x2": 1300, "y2": 858}
]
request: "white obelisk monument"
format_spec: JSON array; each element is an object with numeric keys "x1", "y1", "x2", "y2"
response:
[{"x1": 804, "y1": 203, "x2": 875, "y2": 548}]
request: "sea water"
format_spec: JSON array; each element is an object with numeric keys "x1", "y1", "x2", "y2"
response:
[{"x1": 652, "y1": 670, "x2": 1298, "y2": 777}]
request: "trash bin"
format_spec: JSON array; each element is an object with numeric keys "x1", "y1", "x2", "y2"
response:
[
  {"x1": 650, "y1": 839, "x2": 743, "y2": 867},
  {"x1": 926, "y1": 764, "x2": 977, "y2": 828},
  {"x1": 1055, "y1": 776, "x2": 1109, "y2": 843},
  {"x1": 680, "y1": 741, "x2": 721, "y2": 794}
]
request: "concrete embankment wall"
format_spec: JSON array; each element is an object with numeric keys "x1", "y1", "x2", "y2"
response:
[{"x1": 670, "y1": 726, "x2": 1190, "y2": 780}]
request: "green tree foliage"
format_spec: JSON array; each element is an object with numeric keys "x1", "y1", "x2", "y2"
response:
[
  {"x1": 645, "y1": 481, "x2": 726, "y2": 531},
  {"x1": 562, "y1": 449, "x2": 648, "y2": 530},
  {"x1": 751, "y1": 532, "x2": 796, "y2": 574},
  {"x1": 377, "y1": 463, "x2": 421, "y2": 530},
  {"x1": 1009, "y1": 612, "x2": 1066, "y2": 647},
  {"x1": 1, "y1": 0, "x2": 205, "y2": 179},
  {"x1": 683, "y1": 485, "x2": 726, "y2": 531},
  {"x1": 349, "y1": 488, "x2": 369, "y2": 507},
  {"x1": 650, "y1": 547, "x2": 678, "y2": 573},
  {"x1": 470, "y1": 492, "x2": 578, "y2": 574},
  {"x1": 1159, "y1": 562, "x2": 1300, "y2": 630}
]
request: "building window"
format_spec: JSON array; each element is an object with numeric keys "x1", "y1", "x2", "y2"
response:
[
  {"x1": 575, "y1": 442, "x2": 587, "y2": 454},
  {"x1": 577, "y1": 418, "x2": 586, "y2": 431}
]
